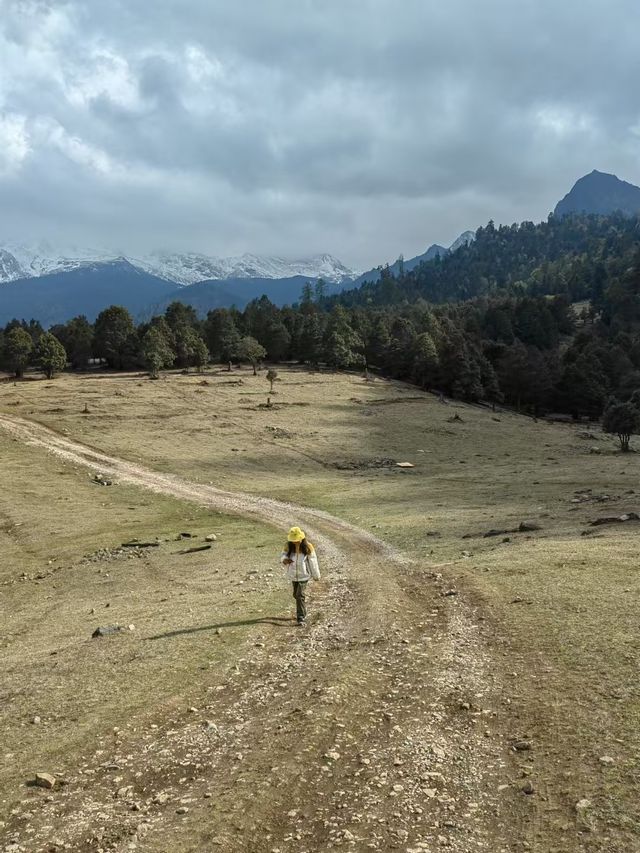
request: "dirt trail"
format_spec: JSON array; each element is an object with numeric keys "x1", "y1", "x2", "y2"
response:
[
  {"x1": 0, "y1": 413, "x2": 521, "y2": 853},
  {"x1": 0, "y1": 413, "x2": 394, "y2": 565}
]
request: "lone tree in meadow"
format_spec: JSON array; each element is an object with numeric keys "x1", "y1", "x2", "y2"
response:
[
  {"x1": 4, "y1": 327, "x2": 34, "y2": 377},
  {"x1": 602, "y1": 398, "x2": 640, "y2": 452},
  {"x1": 141, "y1": 327, "x2": 175, "y2": 379},
  {"x1": 266, "y1": 368, "x2": 279, "y2": 393},
  {"x1": 237, "y1": 336, "x2": 266, "y2": 375},
  {"x1": 36, "y1": 332, "x2": 67, "y2": 379}
]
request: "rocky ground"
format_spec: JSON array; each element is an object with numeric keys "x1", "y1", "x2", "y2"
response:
[{"x1": 0, "y1": 414, "x2": 530, "y2": 853}]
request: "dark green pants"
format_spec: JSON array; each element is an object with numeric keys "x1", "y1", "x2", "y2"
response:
[{"x1": 292, "y1": 581, "x2": 308, "y2": 622}]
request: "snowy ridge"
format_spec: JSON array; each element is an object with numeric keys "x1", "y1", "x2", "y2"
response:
[
  {"x1": 2, "y1": 242, "x2": 119, "y2": 281},
  {"x1": 132, "y1": 251, "x2": 358, "y2": 285},
  {"x1": 448, "y1": 230, "x2": 475, "y2": 252},
  {"x1": 0, "y1": 243, "x2": 359, "y2": 286}
]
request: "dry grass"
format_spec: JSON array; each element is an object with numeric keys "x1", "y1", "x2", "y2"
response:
[
  {"x1": 2, "y1": 365, "x2": 640, "y2": 848},
  {"x1": 0, "y1": 428, "x2": 284, "y2": 800}
]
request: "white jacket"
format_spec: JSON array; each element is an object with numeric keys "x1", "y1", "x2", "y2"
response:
[{"x1": 281, "y1": 542, "x2": 321, "y2": 582}]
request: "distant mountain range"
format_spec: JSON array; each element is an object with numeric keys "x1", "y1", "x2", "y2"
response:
[
  {"x1": 0, "y1": 244, "x2": 357, "y2": 287},
  {"x1": 351, "y1": 230, "x2": 475, "y2": 287},
  {"x1": 0, "y1": 261, "x2": 178, "y2": 329},
  {"x1": 554, "y1": 170, "x2": 640, "y2": 218},
  {"x1": 0, "y1": 230, "x2": 475, "y2": 324},
  {"x1": 5, "y1": 167, "x2": 639, "y2": 327}
]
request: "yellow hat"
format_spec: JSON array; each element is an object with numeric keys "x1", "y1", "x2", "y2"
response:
[{"x1": 287, "y1": 526, "x2": 306, "y2": 543}]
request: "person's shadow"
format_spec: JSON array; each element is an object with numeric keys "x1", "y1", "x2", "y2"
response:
[{"x1": 146, "y1": 616, "x2": 293, "y2": 641}]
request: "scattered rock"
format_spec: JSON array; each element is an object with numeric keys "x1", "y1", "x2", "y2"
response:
[
  {"x1": 92, "y1": 473, "x2": 113, "y2": 486},
  {"x1": 513, "y1": 740, "x2": 532, "y2": 752},
  {"x1": 176, "y1": 806, "x2": 189, "y2": 815},
  {"x1": 34, "y1": 772, "x2": 56, "y2": 789},
  {"x1": 152, "y1": 792, "x2": 170, "y2": 805},
  {"x1": 575, "y1": 798, "x2": 594, "y2": 831},
  {"x1": 92, "y1": 625, "x2": 124, "y2": 638},
  {"x1": 599, "y1": 755, "x2": 615, "y2": 766},
  {"x1": 205, "y1": 534, "x2": 218, "y2": 542},
  {"x1": 521, "y1": 780, "x2": 535, "y2": 795},
  {"x1": 590, "y1": 512, "x2": 640, "y2": 526},
  {"x1": 396, "y1": 462, "x2": 415, "y2": 468},
  {"x1": 31, "y1": 716, "x2": 41, "y2": 725},
  {"x1": 518, "y1": 521, "x2": 542, "y2": 532},
  {"x1": 333, "y1": 457, "x2": 396, "y2": 471}
]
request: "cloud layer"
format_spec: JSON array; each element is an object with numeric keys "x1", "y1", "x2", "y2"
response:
[{"x1": 1, "y1": 0, "x2": 639, "y2": 267}]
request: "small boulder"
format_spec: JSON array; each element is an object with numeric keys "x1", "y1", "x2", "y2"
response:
[
  {"x1": 34, "y1": 772, "x2": 56, "y2": 789},
  {"x1": 519, "y1": 521, "x2": 542, "y2": 532},
  {"x1": 205, "y1": 534, "x2": 217, "y2": 542}
]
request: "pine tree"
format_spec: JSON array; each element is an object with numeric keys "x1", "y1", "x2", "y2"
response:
[
  {"x1": 141, "y1": 327, "x2": 175, "y2": 379},
  {"x1": 94, "y1": 306, "x2": 136, "y2": 369},
  {"x1": 603, "y1": 398, "x2": 640, "y2": 451},
  {"x1": 50, "y1": 316, "x2": 94, "y2": 369},
  {"x1": 204, "y1": 309, "x2": 241, "y2": 363},
  {"x1": 3, "y1": 327, "x2": 33, "y2": 377},
  {"x1": 35, "y1": 332, "x2": 67, "y2": 379},
  {"x1": 322, "y1": 307, "x2": 365, "y2": 370},
  {"x1": 412, "y1": 332, "x2": 439, "y2": 389}
]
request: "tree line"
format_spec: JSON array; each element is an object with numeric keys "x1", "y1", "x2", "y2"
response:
[{"x1": 4, "y1": 213, "x2": 640, "y2": 431}]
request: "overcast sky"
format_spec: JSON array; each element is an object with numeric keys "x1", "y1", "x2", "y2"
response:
[{"x1": 1, "y1": 0, "x2": 639, "y2": 269}]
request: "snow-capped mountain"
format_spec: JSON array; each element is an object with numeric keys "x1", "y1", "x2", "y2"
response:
[
  {"x1": 132, "y1": 251, "x2": 357, "y2": 286},
  {"x1": 1, "y1": 242, "x2": 119, "y2": 282},
  {"x1": 0, "y1": 243, "x2": 359, "y2": 286},
  {"x1": 448, "y1": 230, "x2": 475, "y2": 252}
]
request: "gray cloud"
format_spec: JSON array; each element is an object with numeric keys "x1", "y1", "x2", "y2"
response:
[{"x1": 1, "y1": 0, "x2": 640, "y2": 268}]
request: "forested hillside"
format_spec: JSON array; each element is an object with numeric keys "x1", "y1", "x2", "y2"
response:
[
  {"x1": 3, "y1": 213, "x2": 640, "y2": 422},
  {"x1": 337, "y1": 213, "x2": 640, "y2": 306}
]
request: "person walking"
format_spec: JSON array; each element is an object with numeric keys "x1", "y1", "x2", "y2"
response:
[{"x1": 281, "y1": 527, "x2": 320, "y2": 625}]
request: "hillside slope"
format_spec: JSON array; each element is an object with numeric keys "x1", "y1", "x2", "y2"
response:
[
  {"x1": 0, "y1": 261, "x2": 178, "y2": 325},
  {"x1": 2, "y1": 367, "x2": 640, "y2": 851}
]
